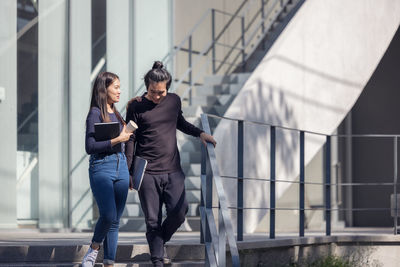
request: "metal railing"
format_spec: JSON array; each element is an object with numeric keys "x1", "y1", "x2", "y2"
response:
[
  {"x1": 135, "y1": 0, "x2": 296, "y2": 105},
  {"x1": 200, "y1": 114, "x2": 240, "y2": 267},
  {"x1": 200, "y1": 113, "x2": 400, "y2": 265}
]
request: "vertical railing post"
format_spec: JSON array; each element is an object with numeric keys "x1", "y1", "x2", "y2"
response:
[
  {"x1": 237, "y1": 120, "x2": 244, "y2": 241},
  {"x1": 218, "y1": 208, "x2": 226, "y2": 266},
  {"x1": 325, "y1": 135, "x2": 331, "y2": 236},
  {"x1": 299, "y1": 131, "x2": 305, "y2": 237},
  {"x1": 394, "y1": 137, "x2": 398, "y2": 235},
  {"x1": 200, "y1": 141, "x2": 206, "y2": 244},
  {"x1": 270, "y1": 126, "x2": 276, "y2": 239},
  {"x1": 241, "y1": 16, "x2": 246, "y2": 72},
  {"x1": 206, "y1": 152, "x2": 213, "y2": 243},
  {"x1": 211, "y1": 8, "x2": 216, "y2": 74},
  {"x1": 188, "y1": 35, "x2": 193, "y2": 106},
  {"x1": 261, "y1": 0, "x2": 266, "y2": 50}
]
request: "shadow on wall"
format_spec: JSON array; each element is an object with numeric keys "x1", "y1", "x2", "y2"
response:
[{"x1": 214, "y1": 79, "x2": 299, "y2": 233}]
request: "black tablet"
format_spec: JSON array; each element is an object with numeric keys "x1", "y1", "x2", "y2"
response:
[
  {"x1": 132, "y1": 156, "x2": 148, "y2": 191},
  {"x1": 94, "y1": 122, "x2": 120, "y2": 141}
]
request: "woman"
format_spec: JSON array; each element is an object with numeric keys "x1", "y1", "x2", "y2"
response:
[{"x1": 82, "y1": 72, "x2": 132, "y2": 267}]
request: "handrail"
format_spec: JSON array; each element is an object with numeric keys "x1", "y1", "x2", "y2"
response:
[
  {"x1": 202, "y1": 113, "x2": 400, "y2": 238},
  {"x1": 205, "y1": 113, "x2": 400, "y2": 137},
  {"x1": 201, "y1": 114, "x2": 240, "y2": 267}
]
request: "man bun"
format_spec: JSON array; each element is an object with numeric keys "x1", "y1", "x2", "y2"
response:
[{"x1": 152, "y1": 61, "x2": 163, "y2": 70}]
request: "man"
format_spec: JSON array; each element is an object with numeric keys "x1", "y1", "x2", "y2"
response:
[{"x1": 125, "y1": 61, "x2": 216, "y2": 266}]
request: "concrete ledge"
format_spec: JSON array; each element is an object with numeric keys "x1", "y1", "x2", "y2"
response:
[{"x1": 237, "y1": 235, "x2": 400, "y2": 250}]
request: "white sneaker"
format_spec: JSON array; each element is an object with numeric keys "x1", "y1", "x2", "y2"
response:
[
  {"x1": 163, "y1": 246, "x2": 171, "y2": 264},
  {"x1": 82, "y1": 246, "x2": 99, "y2": 267}
]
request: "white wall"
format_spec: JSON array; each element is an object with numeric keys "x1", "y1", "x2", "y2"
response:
[
  {"x1": 0, "y1": 0, "x2": 17, "y2": 228},
  {"x1": 69, "y1": 0, "x2": 92, "y2": 229},
  {"x1": 132, "y1": 0, "x2": 173, "y2": 95},
  {"x1": 38, "y1": 0, "x2": 68, "y2": 228},
  {"x1": 107, "y1": 0, "x2": 133, "y2": 107},
  {"x1": 213, "y1": 0, "x2": 400, "y2": 233}
]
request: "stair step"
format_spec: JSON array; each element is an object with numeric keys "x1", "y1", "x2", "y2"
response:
[
  {"x1": 228, "y1": 83, "x2": 244, "y2": 95},
  {"x1": 184, "y1": 164, "x2": 201, "y2": 176},
  {"x1": 0, "y1": 263, "x2": 204, "y2": 267},
  {"x1": 126, "y1": 191, "x2": 141, "y2": 203},
  {"x1": 120, "y1": 217, "x2": 201, "y2": 232},
  {"x1": 0, "y1": 244, "x2": 205, "y2": 264},
  {"x1": 0, "y1": 261, "x2": 205, "y2": 266},
  {"x1": 203, "y1": 73, "x2": 250, "y2": 85},
  {"x1": 186, "y1": 190, "x2": 201, "y2": 203},
  {"x1": 123, "y1": 203, "x2": 143, "y2": 216},
  {"x1": 182, "y1": 105, "x2": 203, "y2": 117},
  {"x1": 180, "y1": 151, "x2": 201, "y2": 165},
  {"x1": 195, "y1": 84, "x2": 225, "y2": 96},
  {"x1": 122, "y1": 203, "x2": 199, "y2": 217},
  {"x1": 185, "y1": 176, "x2": 201, "y2": 190},
  {"x1": 191, "y1": 95, "x2": 218, "y2": 106},
  {"x1": 217, "y1": 94, "x2": 234, "y2": 107}
]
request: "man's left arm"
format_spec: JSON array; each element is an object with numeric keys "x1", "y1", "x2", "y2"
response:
[{"x1": 177, "y1": 110, "x2": 217, "y2": 147}]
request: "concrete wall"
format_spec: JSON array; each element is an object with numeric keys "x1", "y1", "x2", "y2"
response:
[
  {"x1": 234, "y1": 235, "x2": 400, "y2": 267},
  {"x1": 338, "y1": 26, "x2": 400, "y2": 227},
  {"x1": 213, "y1": 0, "x2": 400, "y2": 233}
]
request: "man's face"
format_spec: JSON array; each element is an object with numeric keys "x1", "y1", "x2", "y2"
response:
[{"x1": 146, "y1": 81, "x2": 167, "y2": 104}]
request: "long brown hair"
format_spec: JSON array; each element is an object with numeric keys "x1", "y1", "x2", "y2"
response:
[{"x1": 88, "y1": 71, "x2": 125, "y2": 124}]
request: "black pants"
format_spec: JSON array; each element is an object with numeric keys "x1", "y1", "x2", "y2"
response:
[{"x1": 138, "y1": 170, "x2": 188, "y2": 266}]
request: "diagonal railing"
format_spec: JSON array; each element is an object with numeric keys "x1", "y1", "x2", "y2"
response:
[
  {"x1": 200, "y1": 114, "x2": 240, "y2": 266},
  {"x1": 134, "y1": 0, "x2": 298, "y2": 104}
]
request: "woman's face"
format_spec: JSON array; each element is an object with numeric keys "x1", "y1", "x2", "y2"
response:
[
  {"x1": 146, "y1": 81, "x2": 167, "y2": 104},
  {"x1": 106, "y1": 78, "x2": 121, "y2": 105}
]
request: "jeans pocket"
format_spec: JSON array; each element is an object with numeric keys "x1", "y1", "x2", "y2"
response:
[{"x1": 90, "y1": 157, "x2": 106, "y2": 167}]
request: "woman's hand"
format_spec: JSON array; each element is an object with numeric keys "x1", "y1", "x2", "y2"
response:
[
  {"x1": 119, "y1": 125, "x2": 133, "y2": 142},
  {"x1": 111, "y1": 125, "x2": 132, "y2": 146},
  {"x1": 200, "y1": 132, "x2": 217, "y2": 147}
]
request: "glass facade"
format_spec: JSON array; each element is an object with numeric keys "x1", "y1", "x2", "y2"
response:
[{"x1": 0, "y1": 0, "x2": 172, "y2": 229}]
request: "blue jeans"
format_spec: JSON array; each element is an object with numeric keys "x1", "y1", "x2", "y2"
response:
[{"x1": 89, "y1": 152, "x2": 129, "y2": 264}]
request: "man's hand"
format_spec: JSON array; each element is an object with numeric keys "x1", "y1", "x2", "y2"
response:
[{"x1": 200, "y1": 132, "x2": 217, "y2": 147}]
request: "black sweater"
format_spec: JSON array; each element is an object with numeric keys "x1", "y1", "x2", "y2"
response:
[
  {"x1": 125, "y1": 93, "x2": 203, "y2": 174},
  {"x1": 85, "y1": 107, "x2": 124, "y2": 155}
]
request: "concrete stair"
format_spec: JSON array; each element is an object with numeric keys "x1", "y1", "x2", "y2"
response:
[{"x1": 0, "y1": 243, "x2": 204, "y2": 266}]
